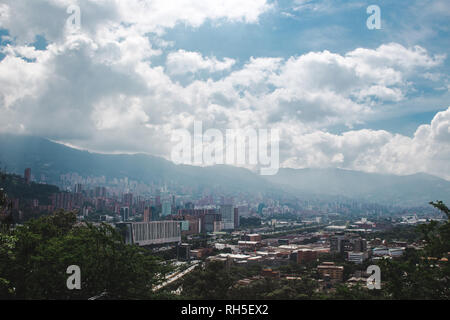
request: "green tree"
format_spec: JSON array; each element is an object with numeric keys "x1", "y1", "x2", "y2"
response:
[
  {"x1": 1, "y1": 210, "x2": 170, "y2": 299},
  {"x1": 180, "y1": 261, "x2": 235, "y2": 299},
  {"x1": 377, "y1": 201, "x2": 450, "y2": 299},
  {"x1": 0, "y1": 170, "x2": 13, "y2": 231}
]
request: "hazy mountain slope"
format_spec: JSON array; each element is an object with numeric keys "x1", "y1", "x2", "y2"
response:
[
  {"x1": 1, "y1": 134, "x2": 449, "y2": 206},
  {"x1": 263, "y1": 168, "x2": 450, "y2": 206},
  {"x1": 0, "y1": 134, "x2": 276, "y2": 194}
]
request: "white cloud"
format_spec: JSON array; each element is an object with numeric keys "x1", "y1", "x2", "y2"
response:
[
  {"x1": 283, "y1": 107, "x2": 450, "y2": 179},
  {"x1": 0, "y1": 0, "x2": 448, "y2": 179},
  {"x1": 0, "y1": 0, "x2": 272, "y2": 43},
  {"x1": 166, "y1": 50, "x2": 235, "y2": 75},
  {"x1": 292, "y1": 0, "x2": 364, "y2": 14},
  {"x1": 0, "y1": 47, "x2": 50, "y2": 108}
]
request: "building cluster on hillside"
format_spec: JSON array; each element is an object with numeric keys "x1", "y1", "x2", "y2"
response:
[
  {"x1": 207, "y1": 233, "x2": 330, "y2": 267},
  {"x1": 328, "y1": 232, "x2": 406, "y2": 263}
]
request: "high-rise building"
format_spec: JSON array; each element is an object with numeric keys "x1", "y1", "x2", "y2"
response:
[
  {"x1": 330, "y1": 233, "x2": 346, "y2": 253},
  {"x1": 234, "y1": 208, "x2": 239, "y2": 229},
  {"x1": 24, "y1": 168, "x2": 31, "y2": 184},
  {"x1": 144, "y1": 207, "x2": 151, "y2": 222},
  {"x1": 52, "y1": 192, "x2": 77, "y2": 211},
  {"x1": 185, "y1": 216, "x2": 201, "y2": 235},
  {"x1": 74, "y1": 184, "x2": 83, "y2": 193},
  {"x1": 202, "y1": 212, "x2": 221, "y2": 233},
  {"x1": 237, "y1": 205, "x2": 250, "y2": 217},
  {"x1": 220, "y1": 204, "x2": 234, "y2": 230},
  {"x1": 94, "y1": 186, "x2": 106, "y2": 198},
  {"x1": 352, "y1": 238, "x2": 367, "y2": 252},
  {"x1": 177, "y1": 243, "x2": 191, "y2": 262},
  {"x1": 330, "y1": 234, "x2": 366, "y2": 254},
  {"x1": 213, "y1": 221, "x2": 223, "y2": 232},
  {"x1": 257, "y1": 203, "x2": 265, "y2": 215},
  {"x1": 162, "y1": 201, "x2": 171, "y2": 217},
  {"x1": 120, "y1": 207, "x2": 130, "y2": 222},
  {"x1": 123, "y1": 193, "x2": 133, "y2": 207}
]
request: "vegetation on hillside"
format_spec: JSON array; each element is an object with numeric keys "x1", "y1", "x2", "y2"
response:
[{"x1": 0, "y1": 210, "x2": 170, "y2": 299}]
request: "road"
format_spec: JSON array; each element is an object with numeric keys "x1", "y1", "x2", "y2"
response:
[{"x1": 153, "y1": 262, "x2": 200, "y2": 292}]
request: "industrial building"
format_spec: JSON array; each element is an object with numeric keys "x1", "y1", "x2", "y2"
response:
[{"x1": 117, "y1": 221, "x2": 181, "y2": 246}]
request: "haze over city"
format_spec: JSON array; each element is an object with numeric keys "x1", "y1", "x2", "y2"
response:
[{"x1": 0, "y1": 0, "x2": 449, "y2": 304}]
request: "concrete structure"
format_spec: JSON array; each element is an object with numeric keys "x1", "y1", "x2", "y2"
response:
[
  {"x1": 389, "y1": 247, "x2": 405, "y2": 257},
  {"x1": 120, "y1": 207, "x2": 130, "y2": 221},
  {"x1": 330, "y1": 233, "x2": 367, "y2": 254},
  {"x1": 372, "y1": 247, "x2": 389, "y2": 256},
  {"x1": 176, "y1": 208, "x2": 221, "y2": 234},
  {"x1": 214, "y1": 220, "x2": 223, "y2": 232},
  {"x1": 242, "y1": 234, "x2": 262, "y2": 242},
  {"x1": 180, "y1": 220, "x2": 190, "y2": 231},
  {"x1": 297, "y1": 249, "x2": 318, "y2": 264},
  {"x1": 177, "y1": 243, "x2": 191, "y2": 261},
  {"x1": 118, "y1": 221, "x2": 181, "y2": 246},
  {"x1": 220, "y1": 204, "x2": 234, "y2": 230},
  {"x1": 317, "y1": 262, "x2": 344, "y2": 281},
  {"x1": 347, "y1": 251, "x2": 367, "y2": 264},
  {"x1": 143, "y1": 207, "x2": 151, "y2": 222},
  {"x1": 190, "y1": 247, "x2": 214, "y2": 259},
  {"x1": 162, "y1": 200, "x2": 172, "y2": 216},
  {"x1": 186, "y1": 216, "x2": 201, "y2": 235},
  {"x1": 238, "y1": 241, "x2": 260, "y2": 251},
  {"x1": 234, "y1": 208, "x2": 240, "y2": 229},
  {"x1": 123, "y1": 193, "x2": 133, "y2": 207},
  {"x1": 203, "y1": 212, "x2": 221, "y2": 233}
]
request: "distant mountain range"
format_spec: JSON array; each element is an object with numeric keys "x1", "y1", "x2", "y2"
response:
[
  {"x1": 1, "y1": 134, "x2": 449, "y2": 207},
  {"x1": 264, "y1": 168, "x2": 450, "y2": 207}
]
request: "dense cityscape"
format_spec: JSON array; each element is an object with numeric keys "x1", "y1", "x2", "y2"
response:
[
  {"x1": 0, "y1": 0, "x2": 449, "y2": 307},
  {"x1": 1, "y1": 167, "x2": 448, "y2": 300}
]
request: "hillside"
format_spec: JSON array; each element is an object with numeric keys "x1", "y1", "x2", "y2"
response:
[
  {"x1": 263, "y1": 168, "x2": 450, "y2": 206},
  {"x1": 0, "y1": 172, "x2": 59, "y2": 205},
  {"x1": 1, "y1": 134, "x2": 449, "y2": 206}
]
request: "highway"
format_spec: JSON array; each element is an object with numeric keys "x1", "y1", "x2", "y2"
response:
[{"x1": 153, "y1": 262, "x2": 200, "y2": 292}]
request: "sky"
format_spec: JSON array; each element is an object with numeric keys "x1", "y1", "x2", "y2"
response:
[{"x1": 0, "y1": 0, "x2": 449, "y2": 178}]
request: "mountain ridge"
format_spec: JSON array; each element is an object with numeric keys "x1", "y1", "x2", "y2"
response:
[{"x1": 0, "y1": 133, "x2": 449, "y2": 206}]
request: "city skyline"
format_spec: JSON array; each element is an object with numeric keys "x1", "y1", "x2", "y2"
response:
[{"x1": 1, "y1": 0, "x2": 450, "y2": 304}]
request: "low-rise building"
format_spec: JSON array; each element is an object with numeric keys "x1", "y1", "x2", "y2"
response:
[
  {"x1": 317, "y1": 262, "x2": 344, "y2": 282},
  {"x1": 190, "y1": 247, "x2": 214, "y2": 259},
  {"x1": 297, "y1": 249, "x2": 318, "y2": 264},
  {"x1": 242, "y1": 233, "x2": 262, "y2": 242},
  {"x1": 261, "y1": 268, "x2": 280, "y2": 278},
  {"x1": 389, "y1": 247, "x2": 405, "y2": 257},
  {"x1": 372, "y1": 247, "x2": 389, "y2": 256},
  {"x1": 347, "y1": 251, "x2": 368, "y2": 264},
  {"x1": 238, "y1": 241, "x2": 260, "y2": 251}
]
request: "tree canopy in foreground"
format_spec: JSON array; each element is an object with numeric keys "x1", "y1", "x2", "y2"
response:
[{"x1": 0, "y1": 210, "x2": 169, "y2": 299}]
